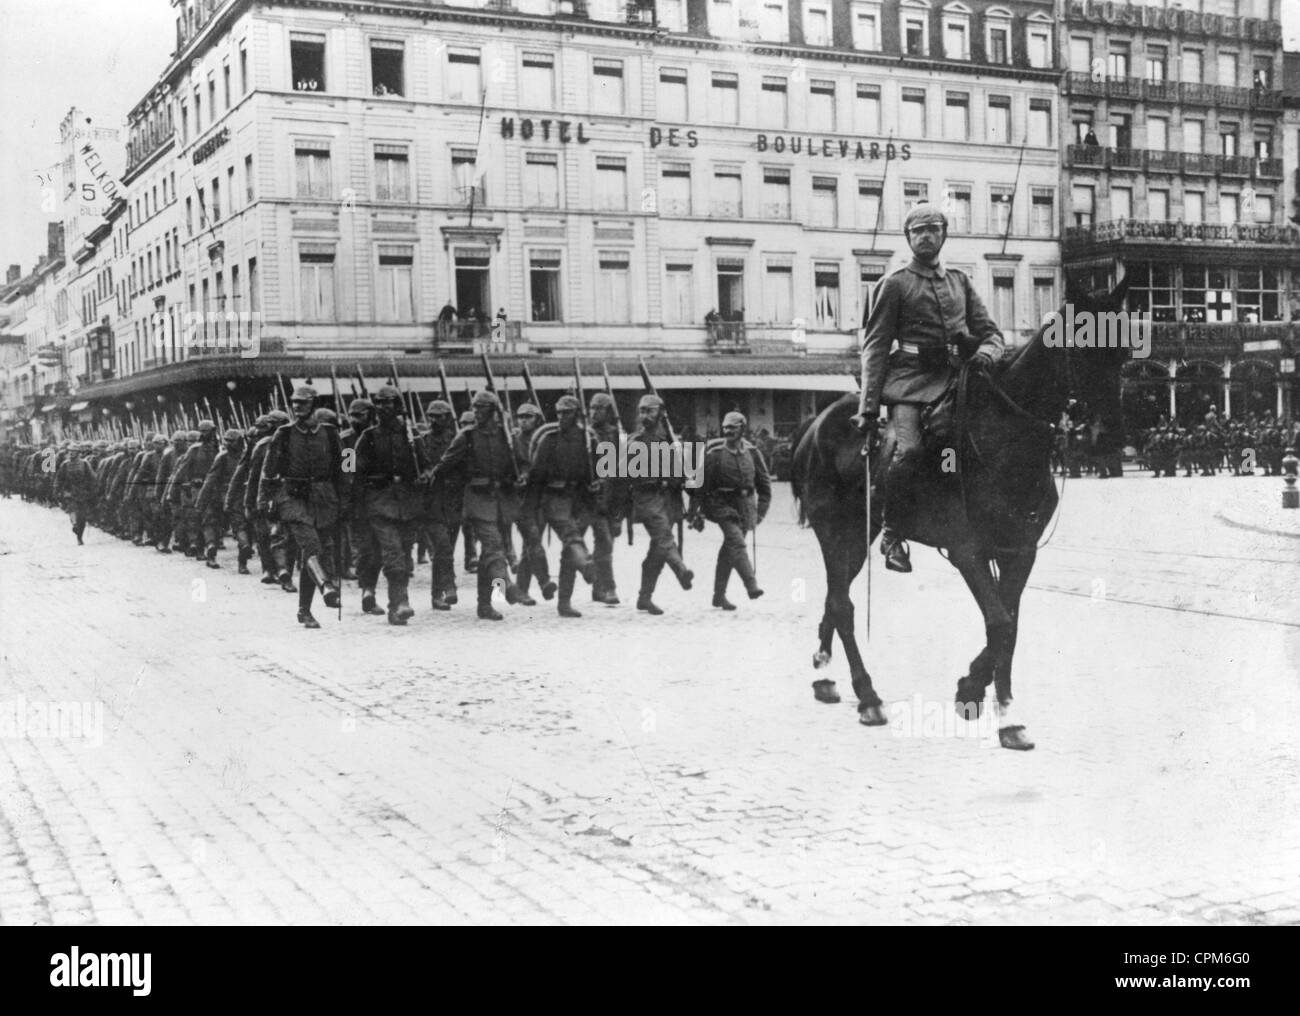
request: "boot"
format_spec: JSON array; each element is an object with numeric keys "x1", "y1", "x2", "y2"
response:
[
  {"x1": 431, "y1": 589, "x2": 451, "y2": 611},
  {"x1": 712, "y1": 556, "x2": 736, "y2": 610},
  {"x1": 464, "y1": 529, "x2": 479, "y2": 573},
  {"x1": 260, "y1": 570, "x2": 279, "y2": 585},
  {"x1": 237, "y1": 547, "x2": 252, "y2": 574},
  {"x1": 205, "y1": 545, "x2": 220, "y2": 569},
  {"x1": 360, "y1": 587, "x2": 385, "y2": 616},
  {"x1": 636, "y1": 560, "x2": 665, "y2": 615},
  {"x1": 476, "y1": 571, "x2": 502, "y2": 620},
  {"x1": 297, "y1": 610, "x2": 320, "y2": 628},
  {"x1": 387, "y1": 575, "x2": 414, "y2": 625},
  {"x1": 736, "y1": 555, "x2": 764, "y2": 600},
  {"x1": 305, "y1": 555, "x2": 340, "y2": 609},
  {"x1": 593, "y1": 559, "x2": 619, "y2": 605},
  {"x1": 279, "y1": 570, "x2": 297, "y2": 593},
  {"x1": 514, "y1": 555, "x2": 536, "y2": 606},
  {"x1": 557, "y1": 563, "x2": 581, "y2": 617},
  {"x1": 671, "y1": 559, "x2": 694, "y2": 591},
  {"x1": 880, "y1": 529, "x2": 912, "y2": 573},
  {"x1": 298, "y1": 566, "x2": 318, "y2": 626}
]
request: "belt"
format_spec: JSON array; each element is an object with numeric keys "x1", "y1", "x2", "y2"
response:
[
  {"x1": 899, "y1": 341, "x2": 944, "y2": 356},
  {"x1": 468, "y1": 478, "x2": 512, "y2": 490},
  {"x1": 545, "y1": 480, "x2": 583, "y2": 491},
  {"x1": 714, "y1": 486, "x2": 753, "y2": 495}
]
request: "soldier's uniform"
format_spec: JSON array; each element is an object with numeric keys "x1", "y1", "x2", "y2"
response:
[
  {"x1": 224, "y1": 420, "x2": 269, "y2": 574},
  {"x1": 511, "y1": 403, "x2": 554, "y2": 606},
  {"x1": 415, "y1": 400, "x2": 462, "y2": 610},
  {"x1": 340, "y1": 399, "x2": 383, "y2": 613},
  {"x1": 627, "y1": 393, "x2": 692, "y2": 615},
  {"x1": 196, "y1": 429, "x2": 245, "y2": 568},
  {"x1": 528, "y1": 395, "x2": 597, "y2": 617},
  {"x1": 244, "y1": 410, "x2": 295, "y2": 587},
  {"x1": 689, "y1": 411, "x2": 772, "y2": 610},
  {"x1": 586, "y1": 392, "x2": 624, "y2": 605},
  {"x1": 55, "y1": 444, "x2": 98, "y2": 543},
  {"x1": 260, "y1": 388, "x2": 344, "y2": 627},
  {"x1": 153, "y1": 432, "x2": 187, "y2": 551},
  {"x1": 430, "y1": 391, "x2": 527, "y2": 620}
]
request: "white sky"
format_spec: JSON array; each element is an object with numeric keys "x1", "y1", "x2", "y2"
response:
[{"x1": 0, "y1": 0, "x2": 1297, "y2": 275}]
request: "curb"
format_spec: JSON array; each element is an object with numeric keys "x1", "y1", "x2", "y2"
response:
[{"x1": 1216, "y1": 509, "x2": 1300, "y2": 540}]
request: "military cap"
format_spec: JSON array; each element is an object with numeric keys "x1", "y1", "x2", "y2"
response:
[
  {"x1": 722, "y1": 411, "x2": 746, "y2": 428},
  {"x1": 152, "y1": 434, "x2": 167, "y2": 444},
  {"x1": 197, "y1": 419, "x2": 216, "y2": 432},
  {"x1": 253, "y1": 414, "x2": 272, "y2": 427},
  {"x1": 472, "y1": 390, "x2": 499, "y2": 408},
  {"x1": 94, "y1": 441, "x2": 109, "y2": 450},
  {"x1": 126, "y1": 438, "x2": 141, "y2": 448},
  {"x1": 171, "y1": 431, "x2": 188, "y2": 442},
  {"x1": 373, "y1": 385, "x2": 402, "y2": 402},
  {"x1": 459, "y1": 410, "x2": 477, "y2": 426},
  {"x1": 224, "y1": 428, "x2": 243, "y2": 441},
  {"x1": 426, "y1": 399, "x2": 453, "y2": 415},
  {"x1": 589, "y1": 392, "x2": 615, "y2": 409},
  {"x1": 555, "y1": 395, "x2": 580, "y2": 411},
  {"x1": 347, "y1": 397, "x2": 373, "y2": 412},
  {"x1": 903, "y1": 202, "x2": 948, "y2": 234},
  {"x1": 290, "y1": 386, "x2": 317, "y2": 402},
  {"x1": 515, "y1": 402, "x2": 543, "y2": 417},
  {"x1": 313, "y1": 408, "x2": 338, "y2": 425},
  {"x1": 637, "y1": 394, "x2": 664, "y2": 410},
  {"x1": 187, "y1": 430, "x2": 201, "y2": 441},
  {"x1": 267, "y1": 410, "x2": 291, "y2": 424}
]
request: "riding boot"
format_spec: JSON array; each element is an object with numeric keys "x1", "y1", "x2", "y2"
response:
[
  {"x1": 297, "y1": 566, "x2": 319, "y2": 627},
  {"x1": 879, "y1": 529, "x2": 912, "y2": 572},
  {"x1": 236, "y1": 545, "x2": 252, "y2": 574},
  {"x1": 637, "y1": 559, "x2": 665, "y2": 615},
  {"x1": 205, "y1": 544, "x2": 221, "y2": 569},
  {"x1": 463, "y1": 525, "x2": 479, "y2": 573},
  {"x1": 593, "y1": 558, "x2": 619, "y2": 605},
  {"x1": 305, "y1": 554, "x2": 340, "y2": 609},
  {"x1": 476, "y1": 569, "x2": 502, "y2": 621},
  {"x1": 557, "y1": 561, "x2": 581, "y2": 618},
  {"x1": 514, "y1": 554, "x2": 537, "y2": 606},
  {"x1": 736, "y1": 553, "x2": 764, "y2": 600},
  {"x1": 360, "y1": 586, "x2": 385, "y2": 615},
  {"x1": 712, "y1": 554, "x2": 736, "y2": 611}
]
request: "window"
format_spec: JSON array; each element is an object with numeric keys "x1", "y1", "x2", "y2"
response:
[
  {"x1": 761, "y1": 77, "x2": 788, "y2": 128},
  {"x1": 1147, "y1": 116, "x2": 1168, "y2": 152},
  {"x1": 227, "y1": 166, "x2": 236, "y2": 213},
  {"x1": 521, "y1": 52, "x2": 555, "y2": 108},
  {"x1": 760, "y1": 1, "x2": 789, "y2": 42},
  {"x1": 858, "y1": 263, "x2": 885, "y2": 322},
  {"x1": 1029, "y1": 99, "x2": 1052, "y2": 147},
  {"x1": 295, "y1": 142, "x2": 332, "y2": 198},
  {"x1": 804, "y1": 4, "x2": 831, "y2": 46},
  {"x1": 1184, "y1": 191, "x2": 1204, "y2": 224},
  {"x1": 1146, "y1": 45, "x2": 1167, "y2": 83},
  {"x1": 249, "y1": 257, "x2": 259, "y2": 313},
  {"x1": 1110, "y1": 185, "x2": 1131, "y2": 220},
  {"x1": 852, "y1": 2, "x2": 881, "y2": 51},
  {"x1": 375, "y1": 145, "x2": 411, "y2": 202},
  {"x1": 186, "y1": 196, "x2": 193, "y2": 236},
  {"x1": 291, "y1": 33, "x2": 325, "y2": 91},
  {"x1": 1029, "y1": 188, "x2": 1053, "y2": 236},
  {"x1": 857, "y1": 179, "x2": 883, "y2": 230},
  {"x1": 855, "y1": 83, "x2": 881, "y2": 133},
  {"x1": 448, "y1": 49, "x2": 481, "y2": 102},
  {"x1": 1109, "y1": 112, "x2": 1132, "y2": 150},
  {"x1": 1236, "y1": 268, "x2": 1281, "y2": 321},
  {"x1": 1028, "y1": 23, "x2": 1052, "y2": 69},
  {"x1": 663, "y1": 261, "x2": 694, "y2": 324},
  {"x1": 299, "y1": 246, "x2": 335, "y2": 320},
  {"x1": 808, "y1": 80, "x2": 835, "y2": 131},
  {"x1": 451, "y1": 148, "x2": 483, "y2": 205},
  {"x1": 709, "y1": 0, "x2": 739, "y2": 39},
  {"x1": 1220, "y1": 125, "x2": 1238, "y2": 158},
  {"x1": 991, "y1": 273, "x2": 1014, "y2": 332},
  {"x1": 716, "y1": 257, "x2": 744, "y2": 319},
  {"x1": 1032, "y1": 275, "x2": 1056, "y2": 324},
  {"x1": 1070, "y1": 37, "x2": 1092, "y2": 73},
  {"x1": 593, "y1": 59, "x2": 625, "y2": 115},
  {"x1": 1107, "y1": 42, "x2": 1130, "y2": 80},
  {"x1": 810, "y1": 176, "x2": 838, "y2": 227},
  {"x1": 712, "y1": 166, "x2": 742, "y2": 217},
  {"x1": 1254, "y1": 131, "x2": 1273, "y2": 160},
  {"x1": 1219, "y1": 192, "x2": 1239, "y2": 226},
  {"x1": 1148, "y1": 188, "x2": 1169, "y2": 221},
  {"x1": 946, "y1": 184, "x2": 971, "y2": 232},
  {"x1": 595, "y1": 156, "x2": 628, "y2": 211},
  {"x1": 1182, "y1": 48, "x2": 1203, "y2": 84},
  {"x1": 762, "y1": 167, "x2": 791, "y2": 219},
  {"x1": 596, "y1": 252, "x2": 632, "y2": 323},
  {"x1": 223, "y1": 63, "x2": 231, "y2": 109},
  {"x1": 211, "y1": 176, "x2": 221, "y2": 221},
  {"x1": 659, "y1": 67, "x2": 688, "y2": 120},
  {"x1": 1218, "y1": 51, "x2": 1238, "y2": 88},
  {"x1": 901, "y1": 88, "x2": 927, "y2": 136},
  {"x1": 943, "y1": 8, "x2": 970, "y2": 60},
  {"x1": 180, "y1": 103, "x2": 189, "y2": 146},
  {"x1": 194, "y1": 86, "x2": 202, "y2": 131},
  {"x1": 660, "y1": 163, "x2": 691, "y2": 215},
  {"x1": 240, "y1": 44, "x2": 248, "y2": 94},
  {"x1": 657, "y1": 0, "x2": 686, "y2": 33},
  {"x1": 208, "y1": 77, "x2": 216, "y2": 120},
  {"x1": 710, "y1": 71, "x2": 739, "y2": 124},
  {"x1": 944, "y1": 92, "x2": 969, "y2": 140},
  {"x1": 245, "y1": 154, "x2": 254, "y2": 202},
  {"x1": 763, "y1": 260, "x2": 793, "y2": 323},
  {"x1": 813, "y1": 263, "x2": 840, "y2": 329},
  {"x1": 1071, "y1": 184, "x2": 1094, "y2": 227},
  {"x1": 1184, "y1": 119, "x2": 1203, "y2": 154},
  {"x1": 529, "y1": 250, "x2": 563, "y2": 322},
  {"x1": 377, "y1": 246, "x2": 415, "y2": 322},
  {"x1": 903, "y1": 181, "x2": 928, "y2": 214},
  {"x1": 1253, "y1": 56, "x2": 1273, "y2": 90},
  {"x1": 371, "y1": 40, "x2": 405, "y2": 96},
  {"x1": 902, "y1": 3, "x2": 928, "y2": 56},
  {"x1": 986, "y1": 11, "x2": 1012, "y2": 66},
  {"x1": 990, "y1": 185, "x2": 1014, "y2": 233},
  {"x1": 453, "y1": 248, "x2": 491, "y2": 320},
  {"x1": 523, "y1": 152, "x2": 560, "y2": 208},
  {"x1": 987, "y1": 95, "x2": 1011, "y2": 144}
]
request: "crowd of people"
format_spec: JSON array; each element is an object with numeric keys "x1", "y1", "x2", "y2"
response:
[
  {"x1": 1135, "y1": 411, "x2": 1297, "y2": 478},
  {"x1": 0, "y1": 386, "x2": 775, "y2": 629}
]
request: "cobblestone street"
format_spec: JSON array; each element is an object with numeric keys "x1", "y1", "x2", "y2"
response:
[{"x1": 1, "y1": 472, "x2": 1297, "y2": 925}]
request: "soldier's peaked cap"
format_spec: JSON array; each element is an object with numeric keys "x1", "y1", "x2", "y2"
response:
[
  {"x1": 472, "y1": 390, "x2": 499, "y2": 408},
  {"x1": 903, "y1": 202, "x2": 947, "y2": 233},
  {"x1": 637, "y1": 394, "x2": 664, "y2": 410},
  {"x1": 554, "y1": 395, "x2": 580, "y2": 411},
  {"x1": 290, "y1": 386, "x2": 317, "y2": 401},
  {"x1": 347, "y1": 398, "x2": 373, "y2": 412},
  {"x1": 723, "y1": 411, "x2": 746, "y2": 427},
  {"x1": 267, "y1": 410, "x2": 291, "y2": 424},
  {"x1": 515, "y1": 402, "x2": 542, "y2": 417},
  {"x1": 197, "y1": 419, "x2": 216, "y2": 432},
  {"x1": 589, "y1": 392, "x2": 615, "y2": 408},
  {"x1": 374, "y1": 385, "x2": 401, "y2": 401},
  {"x1": 224, "y1": 428, "x2": 243, "y2": 440},
  {"x1": 171, "y1": 431, "x2": 188, "y2": 441},
  {"x1": 426, "y1": 399, "x2": 453, "y2": 414}
]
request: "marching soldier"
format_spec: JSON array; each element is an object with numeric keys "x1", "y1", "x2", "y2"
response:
[
  {"x1": 415, "y1": 399, "x2": 462, "y2": 611},
  {"x1": 627, "y1": 393, "x2": 693, "y2": 616},
  {"x1": 196, "y1": 428, "x2": 245, "y2": 568},
  {"x1": 354, "y1": 385, "x2": 428, "y2": 625},
  {"x1": 586, "y1": 392, "x2": 623, "y2": 606},
  {"x1": 244, "y1": 410, "x2": 296, "y2": 588},
  {"x1": 54, "y1": 442, "x2": 97, "y2": 544},
  {"x1": 223, "y1": 419, "x2": 267, "y2": 575},
  {"x1": 688, "y1": 411, "x2": 772, "y2": 610},
  {"x1": 167, "y1": 422, "x2": 219, "y2": 556},
  {"x1": 426, "y1": 390, "x2": 526, "y2": 621},
  {"x1": 340, "y1": 397, "x2": 383, "y2": 614},
  {"x1": 511, "y1": 402, "x2": 554, "y2": 606},
  {"x1": 153, "y1": 430, "x2": 188, "y2": 553},
  {"x1": 528, "y1": 395, "x2": 598, "y2": 618},
  {"x1": 259, "y1": 387, "x2": 344, "y2": 628},
  {"x1": 458, "y1": 409, "x2": 480, "y2": 575}
]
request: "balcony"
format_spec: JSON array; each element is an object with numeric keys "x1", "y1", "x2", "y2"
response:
[
  {"x1": 1257, "y1": 159, "x2": 1283, "y2": 180},
  {"x1": 1181, "y1": 83, "x2": 1219, "y2": 106},
  {"x1": 1064, "y1": 219, "x2": 1300, "y2": 253},
  {"x1": 710, "y1": 201, "x2": 742, "y2": 218},
  {"x1": 1146, "y1": 149, "x2": 1182, "y2": 173},
  {"x1": 1110, "y1": 147, "x2": 1144, "y2": 171},
  {"x1": 1184, "y1": 153, "x2": 1218, "y2": 175},
  {"x1": 1220, "y1": 155, "x2": 1253, "y2": 177},
  {"x1": 1144, "y1": 80, "x2": 1179, "y2": 103},
  {"x1": 1062, "y1": 72, "x2": 1108, "y2": 99},
  {"x1": 1150, "y1": 322, "x2": 1296, "y2": 361},
  {"x1": 435, "y1": 320, "x2": 522, "y2": 354},
  {"x1": 706, "y1": 321, "x2": 749, "y2": 353},
  {"x1": 1067, "y1": 144, "x2": 1106, "y2": 168}
]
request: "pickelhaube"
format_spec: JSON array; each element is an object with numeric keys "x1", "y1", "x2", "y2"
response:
[
  {"x1": 290, "y1": 386, "x2": 317, "y2": 402},
  {"x1": 373, "y1": 385, "x2": 401, "y2": 402},
  {"x1": 515, "y1": 402, "x2": 542, "y2": 417},
  {"x1": 472, "y1": 390, "x2": 499, "y2": 408},
  {"x1": 722, "y1": 411, "x2": 746, "y2": 428},
  {"x1": 589, "y1": 392, "x2": 615, "y2": 409},
  {"x1": 426, "y1": 399, "x2": 452, "y2": 415},
  {"x1": 554, "y1": 395, "x2": 580, "y2": 412},
  {"x1": 637, "y1": 394, "x2": 664, "y2": 410},
  {"x1": 224, "y1": 428, "x2": 243, "y2": 441}
]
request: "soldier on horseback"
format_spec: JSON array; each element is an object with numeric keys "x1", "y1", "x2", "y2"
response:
[{"x1": 851, "y1": 203, "x2": 1005, "y2": 572}]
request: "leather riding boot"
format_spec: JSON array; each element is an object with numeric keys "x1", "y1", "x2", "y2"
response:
[
  {"x1": 557, "y1": 562, "x2": 581, "y2": 617},
  {"x1": 236, "y1": 546, "x2": 252, "y2": 574},
  {"x1": 514, "y1": 554, "x2": 536, "y2": 606},
  {"x1": 360, "y1": 586, "x2": 385, "y2": 615},
  {"x1": 297, "y1": 565, "x2": 317, "y2": 626},
  {"x1": 712, "y1": 554, "x2": 735, "y2": 610},
  {"x1": 669, "y1": 558, "x2": 694, "y2": 591},
  {"x1": 735, "y1": 554, "x2": 764, "y2": 600},
  {"x1": 476, "y1": 570, "x2": 502, "y2": 620},
  {"x1": 879, "y1": 529, "x2": 912, "y2": 573},
  {"x1": 592, "y1": 558, "x2": 619, "y2": 605},
  {"x1": 637, "y1": 559, "x2": 665, "y2": 615},
  {"x1": 305, "y1": 555, "x2": 340, "y2": 608}
]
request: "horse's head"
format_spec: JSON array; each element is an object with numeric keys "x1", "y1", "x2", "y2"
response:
[{"x1": 1053, "y1": 276, "x2": 1131, "y2": 457}]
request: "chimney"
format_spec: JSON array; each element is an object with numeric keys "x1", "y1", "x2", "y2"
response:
[
  {"x1": 47, "y1": 222, "x2": 65, "y2": 261},
  {"x1": 5, "y1": 265, "x2": 19, "y2": 285}
]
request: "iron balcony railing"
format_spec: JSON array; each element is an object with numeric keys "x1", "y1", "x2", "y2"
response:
[
  {"x1": 1065, "y1": 219, "x2": 1300, "y2": 250},
  {"x1": 1062, "y1": 72, "x2": 1282, "y2": 111}
]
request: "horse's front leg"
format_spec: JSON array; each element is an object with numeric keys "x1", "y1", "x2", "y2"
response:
[{"x1": 987, "y1": 549, "x2": 1036, "y2": 751}]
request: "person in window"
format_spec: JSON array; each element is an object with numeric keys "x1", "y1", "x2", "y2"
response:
[
  {"x1": 704, "y1": 308, "x2": 721, "y2": 348},
  {"x1": 1083, "y1": 127, "x2": 1100, "y2": 147}
]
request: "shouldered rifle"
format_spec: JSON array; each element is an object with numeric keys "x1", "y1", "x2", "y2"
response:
[
  {"x1": 330, "y1": 364, "x2": 345, "y2": 417},
  {"x1": 601, "y1": 362, "x2": 633, "y2": 546},
  {"x1": 355, "y1": 364, "x2": 371, "y2": 399},
  {"x1": 388, "y1": 356, "x2": 425, "y2": 480},
  {"x1": 438, "y1": 361, "x2": 462, "y2": 433},
  {"x1": 572, "y1": 356, "x2": 593, "y2": 482},
  {"x1": 636, "y1": 358, "x2": 684, "y2": 550},
  {"x1": 521, "y1": 362, "x2": 544, "y2": 419},
  {"x1": 480, "y1": 351, "x2": 522, "y2": 483}
]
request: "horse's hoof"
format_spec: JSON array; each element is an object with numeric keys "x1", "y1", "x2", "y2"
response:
[
  {"x1": 955, "y1": 678, "x2": 985, "y2": 719},
  {"x1": 999, "y1": 725, "x2": 1035, "y2": 751},
  {"x1": 858, "y1": 704, "x2": 887, "y2": 727},
  {"x1": 812, "y1": 679, "x2": 840, "y2": 704},
  {"x1": 812, "y1": 650, "x2": 832, "y2": 669}
]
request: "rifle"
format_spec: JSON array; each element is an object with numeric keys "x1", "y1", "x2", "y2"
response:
[
  {"x1": 521, "y1": 361, "x2": 544, "y2": 419},
  {"x1": 437, "y1": 361, "x2": 461, "y2": 432},
  {"x1": 600, "y1": 363, "x2": 633, "y2": 547},
  {"x1": 202, "y1": 396, "x2": 217, "y2": 426},
  {"x1": 637, "y1": 357, "x2": 685, "y2": 551},
  {"x1": 480, "y1": 351, "x2": 522, "y2": 483},
  {"x1": 388, "y1": 355, "x2": 425, "y2": 480},
  {"x1": 330, "y1": 365, "x2": 345, "y2": 417},
  {"x1": 354, "y1": 364, "x2": 370, "y2": 399},
  {"x1": 572, "y1": 356, "x2": 593, "y2": 483}
]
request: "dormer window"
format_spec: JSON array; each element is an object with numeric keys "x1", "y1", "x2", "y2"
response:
[
  {"x1": 1027, "y1": 13, "x2": 1054, "y2": 69},
  {"x1": 985, "y1": 7, "x2": 1012, "y2": 66},
  {"x1": 901, "y1": 1, "x2": 930, "y2": 57},
  {"x1": 942, "y1": 4, "x2": 971, "y2": 61},
  {"x1": 852, "y1": 2, "x2": 882, "y2": 52}
]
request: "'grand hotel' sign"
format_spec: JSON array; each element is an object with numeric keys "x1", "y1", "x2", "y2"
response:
[{"x1": 1066, "y1": 0, "x2": 1282, "y2": 41}]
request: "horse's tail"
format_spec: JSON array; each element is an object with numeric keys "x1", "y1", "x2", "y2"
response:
[{"x1": 788, "y1": 414, "x2": 817, "y2": 527}]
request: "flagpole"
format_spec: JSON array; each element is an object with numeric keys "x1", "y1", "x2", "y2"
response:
[{"x1": 468, "y1": 86, "x2": 490, "y2": 229}]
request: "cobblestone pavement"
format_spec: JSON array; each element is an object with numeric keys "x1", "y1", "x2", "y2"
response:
[{"x1": 1, "y1": 471, "x2": 1297, "y2": 925}]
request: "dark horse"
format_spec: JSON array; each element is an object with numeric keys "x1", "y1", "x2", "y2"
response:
[{"x1": 791, "y1": 280, "x2": 1130, "y2": 750}]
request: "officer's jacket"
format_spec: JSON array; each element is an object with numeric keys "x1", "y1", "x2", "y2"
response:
[
  {"x1": 354, "y1": 417, "x2": 427, "y2": 522},
  {"x1": 196, "y1": 445, "x2": 242, "y2": 515},
  {"x1": 261, "y1": 420, "x2": 344, "y2": 527},
  {"x1": 529, "y1": 422, "x2": 596, "y2": 487},
  {"x1": 859, "y1": 258, "x2": 1004, "y2": 417},
  {"x1": 695, "y1": 438, "x2": 772, "y2": 530},
  {"x1": 434, "y1": 418, "x2": 526, "y2": 524},
  {"x1": 56, "y1": 458, "x2": 97, "y2": 502}
]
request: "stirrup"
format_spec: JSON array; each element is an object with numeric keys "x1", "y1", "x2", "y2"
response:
[{"x1": 881, "y1": 533, "x2": 912, "y2": 573}]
